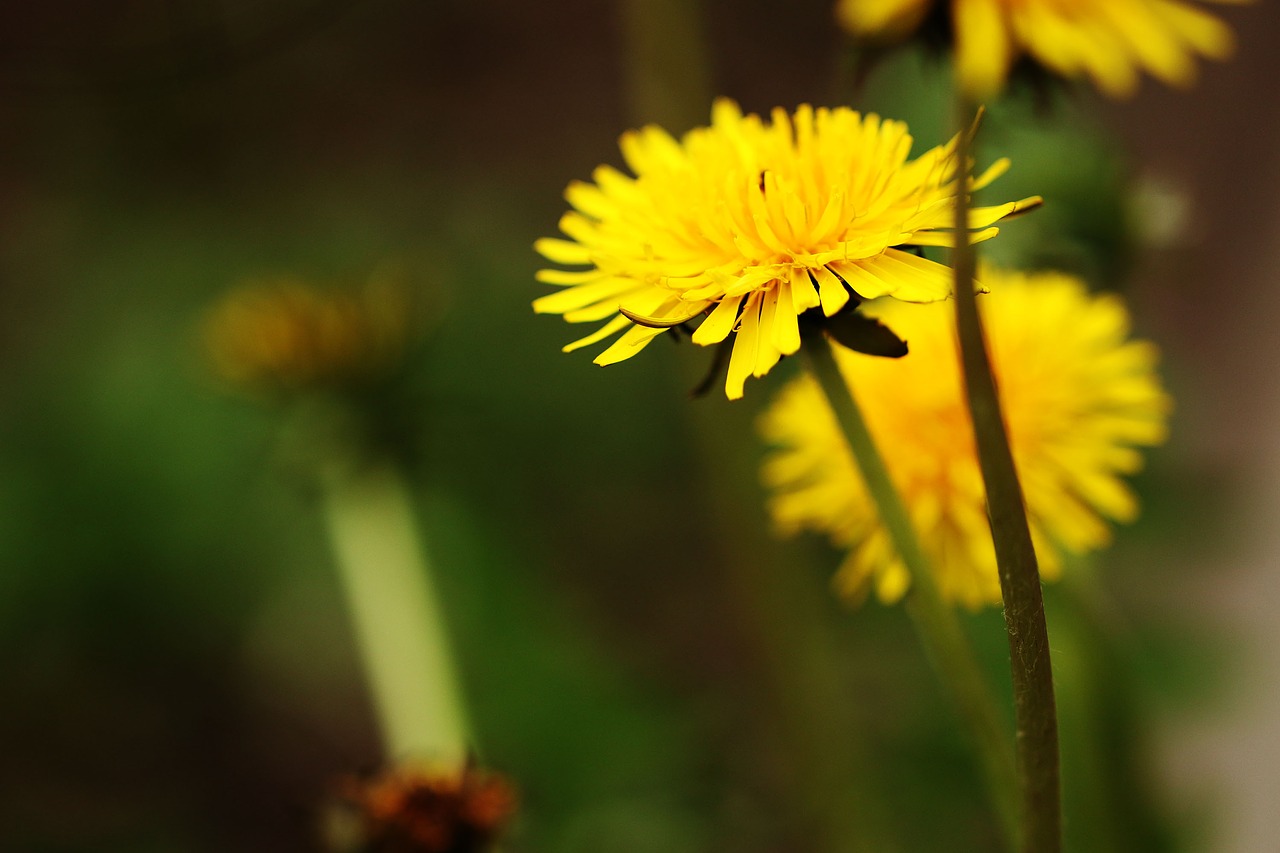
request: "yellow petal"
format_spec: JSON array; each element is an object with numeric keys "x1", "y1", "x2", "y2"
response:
[
  {"x1": 725, "y1": 294, "x2": 762, "y2": 399},
  {"x1": 773, "y1": 280, "x2": 802, "y2": 356},
  {"x1": 790, "y1": 266, "x2": 822, "y2": 314},
  {"x1": 903, "y1": 227, "x2": 999, "y2": 247},
  {"x1": 535, "y1": 268, "x2": 607, "y2": 286},
  {"x1": 562, "y1": 315, "x2": 632, "y2": 353},
  {"x1": 754, "y1": 286, "x2": 784, "y2": 377},
  {"x1": 955, "y1": 0, "x2": 1013, "y2": 97},
  {"x1": 863, "y1": 249, "x2": 955, "y2": 303},
  {"x1": 836, "y1": 0, "x2": 931, "y2": 38},
  {"x1": 593, "y1": 321, "x2": 668, "y2": 366},
  {"x1": 969, "y1": 195, "x2": 1043, "y2": 228},
  {"x1": 532, "y1": 278, "x2": 637, "y2": 314},
  {"x1": 1158, "y1": 0, "x2": 1235, "y2": 59},
  {"x1": 828, "y1": 260, "x2": 894, "y2": 300},
  {"x1": 692, "y1": 294, "x2": 745, "y2": 345},
  {"x1": 534, "y1": 238, "x2": 593, "y2": 265},
  {"x1": 812, "y1": 264, "x2": 851, "y2": 316}
]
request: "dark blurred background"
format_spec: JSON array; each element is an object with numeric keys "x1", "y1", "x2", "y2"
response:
[{"x1": 0, "y1": 1, "x2": 1275, "y2": 851}]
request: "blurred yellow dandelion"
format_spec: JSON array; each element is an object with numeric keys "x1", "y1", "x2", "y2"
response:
[
  {"x1": 760, "y1": 267, "x2": 1171, "y2": 608},
  {"x1": 534, "y1": 99, "x2": 1039, "y2": 399},
  {"x1": 836, "y1": 0, "x2": 1242, "y2": 98},
  {"x1": 204, "y1": 275, "x2": 415, "y2": 394}
]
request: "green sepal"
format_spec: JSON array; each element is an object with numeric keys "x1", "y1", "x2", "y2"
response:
[{"x1": 824, "y1": 311, "x2": 908, "y2": 359}]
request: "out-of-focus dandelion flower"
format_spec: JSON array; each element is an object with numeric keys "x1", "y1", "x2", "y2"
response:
[
  {"x1": 338, "y1": 764, "x2": 517, "y2": 853},
  {"x1": 836, "y1": 0, "x2": 1242, "y2": 98},
  {"x1": 203, "y1": 275, "x2": 415, "y2": 395},
  {"x1": 760, "y1": 267, "x2": 1171, "y2": 608},
  {"x1": 534, "y1": 99, "x2": 1039, "y2": 399}
]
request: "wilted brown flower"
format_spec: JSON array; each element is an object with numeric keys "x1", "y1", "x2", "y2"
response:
[{"x1": 338, "y1": 764, "x2": 517, "y2": 853}]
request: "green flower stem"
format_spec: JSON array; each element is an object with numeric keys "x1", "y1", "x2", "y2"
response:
[
  {"x1": 802, "y1": 330, "x2": 1019, "y2": 848},
  {"x1": 951, "y1": 104, "x2": 1062, "y2": 853},
  {"x1": 321, "y1": 461, "x2": 470, "y2": 767},
  {"x1": 682, "y1": 389, "x2": 904, "y2": 851},
  {"x1": 619, "y1": 0, "x2": 711, "y2": 131}
]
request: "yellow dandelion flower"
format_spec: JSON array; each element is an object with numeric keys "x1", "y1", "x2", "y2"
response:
[
  {"x1": 836, "y1": 0, "x2": 1242, "y2": 98},
  {"x1": 204, "y1": 275, "x2": 416, "y2": 394},
  {"x1": 760, "y1": 267, "x2": 1171, "y2": 608},
  {"x1": 534, "y1": 99, "x2": 1039, "y2": 400}
]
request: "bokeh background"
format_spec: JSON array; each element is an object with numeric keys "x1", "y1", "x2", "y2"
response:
[{"x1": 1, "y1": 1, "x2": 1276, "y2": 851}]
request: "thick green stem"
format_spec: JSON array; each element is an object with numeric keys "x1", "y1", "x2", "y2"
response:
[
  {"x1": 951, "y1": 104, "x2": 1062, "y2": 853},
  {"x1": 803, "y1": 330, "x2": 1019, "y2": 848},
  {"x1": 322, "y1": 462, "x2": 470, "y2": 767}
]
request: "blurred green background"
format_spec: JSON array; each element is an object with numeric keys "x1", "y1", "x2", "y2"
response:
[{"x1": 0, "y1": 1, "x2": 1273, "y2": 851}]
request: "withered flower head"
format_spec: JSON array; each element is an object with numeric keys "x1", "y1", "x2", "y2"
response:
[{"x1": 338, "y1": 764, "x2": 517, "y2": 853}]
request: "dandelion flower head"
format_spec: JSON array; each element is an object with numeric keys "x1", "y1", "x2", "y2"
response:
[
  {"x1": 760, "y1": 267, "x2": 1171, "y2": 608},
  {"x1": 204, "y1": 275, "x2": 416, "y2": 395},
  {"x1": 534, "y1": 99, "x2": 1039, "y2": 399},
  {"x1": 836, "y1": 0, "x2": 1241, "y2": 98}
]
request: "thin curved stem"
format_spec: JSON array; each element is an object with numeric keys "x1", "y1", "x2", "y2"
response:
[
  {"x1": 951, "y1": 102, "x2": 1062, "y2": 853},
  {"x1": 802, "y1": 330, "x2": 1019, "y2": 848}
]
